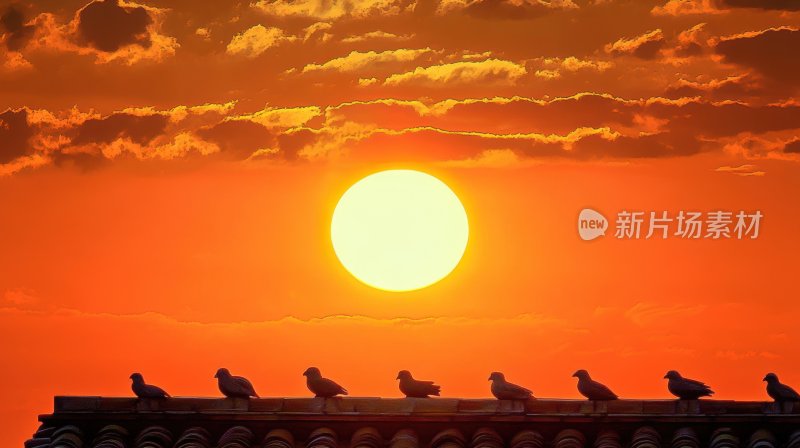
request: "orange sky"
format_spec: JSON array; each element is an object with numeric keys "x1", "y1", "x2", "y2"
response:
[{"x1": 2, "y1": 0, "x2": 800, "y2": 446}]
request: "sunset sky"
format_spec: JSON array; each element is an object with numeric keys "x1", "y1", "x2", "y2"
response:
[{"x1": 2, "y1": 0, "x2": 800, "y2": 445}]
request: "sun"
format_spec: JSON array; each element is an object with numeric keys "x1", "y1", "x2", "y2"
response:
[{"x1": 331, "y1": 170, "x2": 469, "y2": 292}]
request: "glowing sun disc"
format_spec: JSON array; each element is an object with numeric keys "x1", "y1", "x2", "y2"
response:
[{"x1": 331, "y1": 170, "x2": 469, "y2": 292}]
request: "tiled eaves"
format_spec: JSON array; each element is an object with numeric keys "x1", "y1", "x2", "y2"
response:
[{"x1": 46, "y1": 397, "x2": 800, "y2": 420}]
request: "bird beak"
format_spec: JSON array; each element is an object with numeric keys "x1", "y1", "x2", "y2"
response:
[
  {"x1": 487, "y1": 376, "x2": 492, "y2": 381},
  {"x1": 396, "y1": 374, "x2": 400, "y2": 380},
  {"x1": 763, "y1": 376, "x2": 768, "y2": 381},
  {"x1": 214, "y1": 373, "x2": 218, "y2": 378},
  {"x1": 663, "y1": 375, "x2": 668, "y2": 379}
]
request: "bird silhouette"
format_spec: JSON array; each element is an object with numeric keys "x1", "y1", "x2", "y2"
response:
[
  {"x1": 764, "y1": 373, "x2": 800, "y2": 402},
  {"x1": 664, "y1": 370, "x2": 713, "y2": 399},
  {"x1": 303, "y1": 367, "x2": 348, "y2": 398},
  {"x1": 397, "y1": 370, "x2": 440, "y2": 398},
  {"x1": 488, "y1": 372, "x2": 534, "y2": 400},
  {"x1": 215, "y1": 368, "x2": 259, "y2": 398},
  {"x1": 573, "y1": 370, "x2": 618, "y2": 400},
  {"x1": 130, "y1": 373, "x2": 169, "y2": 399}
]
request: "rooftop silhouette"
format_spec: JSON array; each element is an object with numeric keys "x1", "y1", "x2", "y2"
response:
[{"x1": 27, "y1": 396, "x2": 800, "y2": 448}]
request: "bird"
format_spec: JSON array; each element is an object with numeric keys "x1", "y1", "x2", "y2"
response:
[
  {"x1": 488, "y1": 372, "x2": 534, "y2": 400},
  {"x1": 397, "y1": 370, "x2": 441, "y2": 398},
  {"x1": 572, "y1": 370, "x2": 618, "y2": 400},
  {"x1": 303, "y1": 367, "x2": 348, "y2": 398},
  {"x1": 664, "y1": 370, "x2": 713, "y2": 400},
  {"x1": 215, "y1": 368, "x2": 260, "y2": 398},
  {"x1": 764, "y1": 373, "x2": 800, "y2": 402},
  {"x1": 130, "y1": 373, "x2": 170, "y2": 399}
]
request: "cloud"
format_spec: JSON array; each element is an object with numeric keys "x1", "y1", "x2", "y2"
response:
[
  {"x1": 341, "y1": 30, "x2": 414, "y2": 43},
  {"x1": 323, "y1": 93, "x2": 800, "y2": 139},
  {"x1": 317, "y1": 93, "x2": 800, "y2": 162},
  {"x1": 50, "y1": 110, "x2": 201, "y2": 168},
  {"x1": 324, "y1": 93, "x2": 621, "y2": 134},
  {"x1": 358, "y1": 77, "x2": 379, "y2": 86},
  {"x1": 721, "y1": 133, "x2": 800, "y2": 161},
  {"x1": 71, "y1": 112, "x2": 169, "y2": 146},
  {"x1": 0, "y1": 109, "x2": 34, "y2": 164},
  {"x1": 60, "y1": 103, "x2": 234, "y2": 162},
  {"x1": 785, "y1": 139, "x2": 800, "y2": 154},
  {"x1": 557, "y1": 56, "x2": 613, "y2": 72},
  {"x1": 455, "y1": 50, "x2": 494, "y2": 61},
  {"x1": 226, "y1": 25, "x2": 296, "y2": 58},
  {"x1": 651, "y1": 0, "x2": 724, "y2": 16},
  {"x1": 605, "y1": 29, "x2": 665, "y2": 59},
  {"x1": 436, "y1": 0, "x2": 578, "y2": 18},
  {"x1": 225, "y1": 106, "x2": 322, "y2": 128},
  {"x1": 4, "y1": 94, "x2": 800, "y2": 174},
  {"x1": 673, "y1": 23, "x2": 707, "y2": 58},
  {"x1": 0, "y1": 5, "x2": 35, "y2": 70},
  {"x1": 302, "y1": 22, "x2": 333, "y2": 42},
  {"x1": 302, "y1": 48, "x2": 435, "y2": 73},
  {"x1": 383, "y1": 59, "x2": 527, "y2": 86},
  {"x1": 714, "y1": 164, "x2": 765, "y2": 176},
  {"x1": 624, "y1": 302, "x2": 706, "y2": 326},
  {"x1": 665, "y1": 74, "x2": 761, "y2": 99},
  {"x1": 195, "y1": 27, "x2": 211, "y2": 39},
  {"x1": 272, "y1": 121, "x2": 621, "y2": 163},
  {"x1": 719, "y1": 0, "x2": 800, "y2": 10},
  {"x1": 0, "y1": 49, "x2": 31, "y2": 70},
  {"x1": 76, "y1": 0, "x2": 152, "y2": 52},
  {"x1": 535, "y1": 69, "x2": 560, "y2": 79},
  {"x1": 536, "y1": 56, "x2": 613, "y2": 79},
  {"x1": 0, "y1": 102, "x2": 239, "y2": 174},
  {"x1": 714, "y1": 27, "x2": 800, "y2": 86},
  {"x1": 442, "y1": 148, "x2": 532, "y2": 168},
  {"x1": 1, "y1": 5, "x2": 36, "y2": 51},
  {"x1": 80, "y1": 131, "x2": 220, "y2": 161},
  {"x1": 252, "y1": 0, "x2": 414, "y2": 19},
  {"x1": 2, "y1": 288, "x2": 39, "y2": 306},
  {"x1": 158, "y1": 102, "x2": 238, "y2": 123},
  {"x1": 1, "y1": 296, "x2": 566, "y2": 327},
  {"x1": 570, "y1": 129, "x2": 700, "y2": 158},
  {"x1": 19, "y1": 1, "x2": 178, "y2": 65},
  {"x1": 196, "y1": 120, "x2": 275, "y2": 159},
  {"x1": 652, "y1": 0, "x2": 799, "y2": 15}
]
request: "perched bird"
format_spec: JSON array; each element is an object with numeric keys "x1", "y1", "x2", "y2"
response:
[
  {"x1": 764, "y1": 373, "x2": 800, "y2": 402},
  {"x1": 303, "y1": 367, "x2": 348, "y2": 398},
  {"x1": 130, "y1": 373, "x2": 169, "y2": 399},
  {"x1": 215, "y1": 368, "x2": 260, "y2": 398},
  {"x1": 488, "y1": 372, "x2": 534, "y2": 400},
  {"x1": 397, "y1": 370, "x2": 441, "y2": 398},
  {"x1": 572, "y1": 370, "x2": 618, "y2": 400},
  {"x1": 664, "y1": 370, "x2": 713, "y2": 400}
]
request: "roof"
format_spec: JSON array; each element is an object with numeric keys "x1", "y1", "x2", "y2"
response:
[{"x1": 27, "y1": 397, "x2": 800, "y2": 448}]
